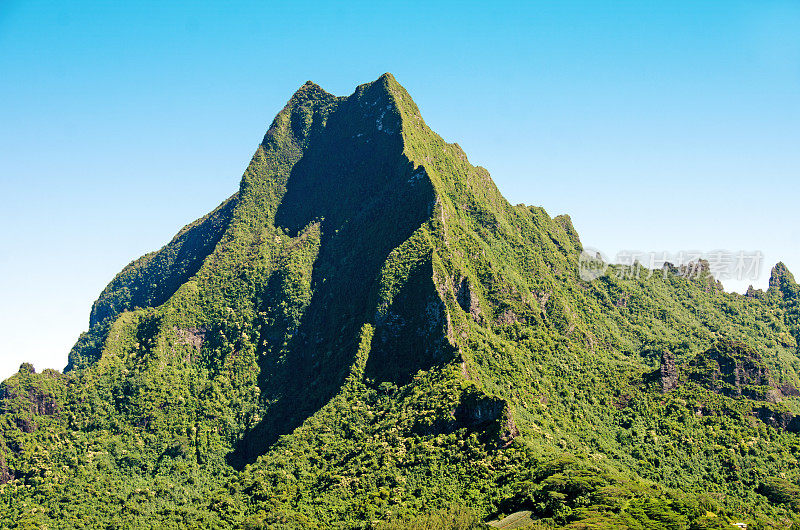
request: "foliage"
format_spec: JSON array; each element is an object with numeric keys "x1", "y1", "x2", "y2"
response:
[{"x1": 2, "y1": 73, "x2": 800, "y2": 529}]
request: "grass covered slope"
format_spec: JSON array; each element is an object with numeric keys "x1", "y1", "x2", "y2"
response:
[{"x1": 2, "y1": 74, "x2": 800, "y2": 529}]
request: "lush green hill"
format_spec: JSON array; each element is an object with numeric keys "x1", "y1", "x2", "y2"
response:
[{"x1": 3, "y1": 74, "x2": 800, "y2": 529}]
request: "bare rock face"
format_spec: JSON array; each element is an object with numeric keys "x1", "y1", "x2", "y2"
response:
[
  {"x1": 499, "y1": 413, "x2": 520, "y2": 447},
  {"x1": 413, "y1": 391, "x2": 518, "y2": 447},
  {"x1": 455, "y1": 393, "x2": 518, "y2": 447},
  {"x1": 454, "y1": 394, "x2": 505, "y2": 427},
  {"x1": 0, "y1": 367, "x2": 62, "y2": 436},
  {"x1": 780, "y1": 383, "x2": 800, "y2": 397},
  {"x1": 496, "y1": 308, "x2": 519, "y2": 325},
  {"x1": 754, "y1": 407, "x2": 800, "y2": 433},
  {"x1": 686, "y1": 340, "x2": 772, "y2": 398},
  {"x1": 28, "y1": 387, "x2": 58, "y2": 416},
  {"x1": 367, "y1": 262, "x2": 457, "y2": 385},
  {"x1": 768, "y1": 262, "x2": 797, "y2": 300},
  {"x1": 660, "y1": 350, "x2": 679, "y2": 393},
  {"x1": 175, "y1": 327, "x2": 207, "y2": 356},
  {"x1": 14, "y1": 417, "x2": 36, "y2": 433},
  {"x1": 455, "y1": 276, "x2": 482, "y2": 323}
]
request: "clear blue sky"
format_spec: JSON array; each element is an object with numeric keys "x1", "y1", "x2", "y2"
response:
[{"x1": 1, "y1": 1, "x2": 799, "y2": 379}]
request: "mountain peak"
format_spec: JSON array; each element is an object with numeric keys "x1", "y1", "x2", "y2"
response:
[
  {"x1": 290, "y1": 73, "x2": 401, "y2": 105},
  {"x1": 768, "y1": 261, "x2": 798, "y2": 299},
  {"x1": 285, "y1": 79, "x2": 335, "y2": 105},
  {"x1": 374, "y1": 72, "x2": 400, "y2": 91},
  {"x1": 9, "y1": 74, "x2": 800, "y2": 528},
  {"x1": 357, "y1": 72, "x2": 399, "y2": 90}
]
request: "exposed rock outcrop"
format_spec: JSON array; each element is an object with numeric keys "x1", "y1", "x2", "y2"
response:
[
  {"x1": 455, "y1": 276, "x2": 482, "y2": 323},
  {"x1": 454, "y1": 394, "x2": 506, "y2": 427},
  {"x1": 413, "y1": 392, "x2": 518, "y2": 446},
  {"x1": 175, "y1": 327, "x2": 207, "y2": 354},
  {"x1": 660, "y1": 350, "x2": 678, "y2": 393},
  {"x1": 0, "y1": 368, "x2": 61, "y2": 435},
  {"x1": 754, "y1": 406, "x2": 800, "y2": 433},
  {"x1": 454, "y1": 393, "x2": 518, "y2": 447},
  {"x1": 685, "y1": 340, "x2": 773, "y2": 399},
  {"x1": 768, "y1": 262, "x2": 797, "y2": 300}
]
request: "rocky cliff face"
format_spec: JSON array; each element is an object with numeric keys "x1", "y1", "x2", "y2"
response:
[
  {"x1": 769, "y1": 262, "x2": 798, "y2": 300},
  {"x1": 660, "y1": 350, "x2": 678, "y2": 393},
  {"x1": 755, "y1": 406, "x2": 800, "y2": 433},
  {"x1": 685, "y1": 340, "x2": 774, "y2": 399}
]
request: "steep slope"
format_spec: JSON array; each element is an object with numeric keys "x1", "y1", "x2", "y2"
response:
[
  {"x1": 67, "y1": 194, "x2": 238, "y2": 371},
  {"x1": 2, "y1": 74, "x2": 800, "y2": 529}
]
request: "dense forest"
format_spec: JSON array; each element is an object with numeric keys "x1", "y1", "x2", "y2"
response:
[{"x1": 2, "y1": 74, "x2": 800, "y2": 529}]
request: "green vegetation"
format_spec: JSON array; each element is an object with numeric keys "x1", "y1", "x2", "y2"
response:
[{"x1": 3, "y1": 73, "x2": 800, "y2": 528}]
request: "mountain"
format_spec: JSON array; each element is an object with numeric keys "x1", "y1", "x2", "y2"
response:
[{"x1": 3, "y1": 74, "x2": 800, "y2": 529}]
